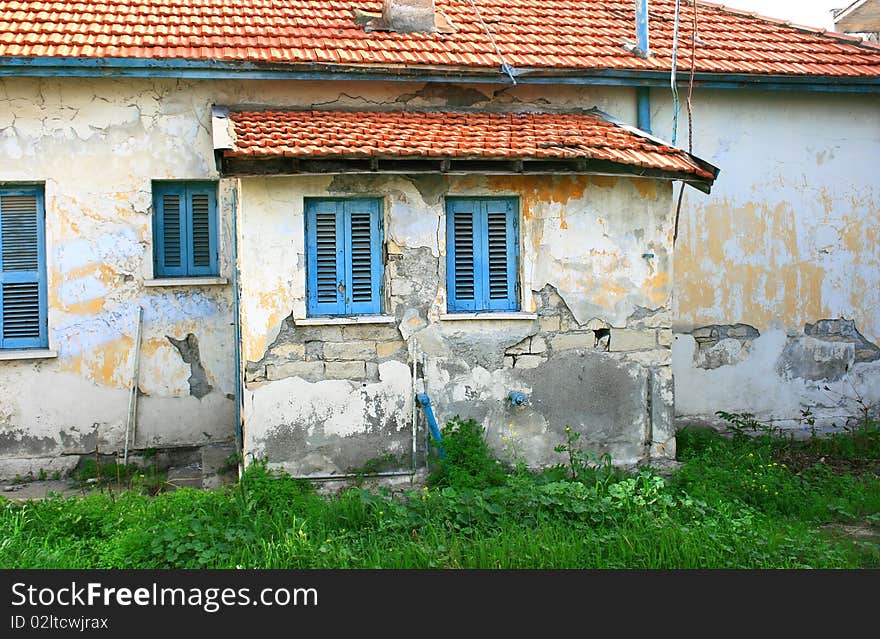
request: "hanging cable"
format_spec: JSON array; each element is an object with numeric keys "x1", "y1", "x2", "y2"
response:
[
  {"x1": 673, "y1": 0, "x2": 699, "y2": 245},
  {"x1": 670, "y1": 0, "x2": 682, "y2": 147},
  {"x1": 467, "y1": 0, "x2": 517, "y2": 84}
]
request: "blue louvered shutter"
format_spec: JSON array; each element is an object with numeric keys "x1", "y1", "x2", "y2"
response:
[
  {"x1": 306, "y1": 200, "x2": 346, "y2": 315},
  {"x1": 154, "y1": 182, "x2": 218, "y2": 277},
  {"x1": 0, "y1": 188, "x2": 48, "y2": 349},
  {"x1": 306, "y1": 199, "x2": 383, "y2": 316},
  {"x1": 447, "y1": 198, "x2": 519, "y2": 312},
  {"x1": 186, "y1": 185, "x2": 218, "y2": 276},
  {"x1": 446, "y1": 199, "x2": 481, "y2": 312},
  {"x1": 344, "y1": 199, "x2": 383, "y2": 315},
  {"x1": 481, "y1": 198, "x2": 519, "y2": 311}
]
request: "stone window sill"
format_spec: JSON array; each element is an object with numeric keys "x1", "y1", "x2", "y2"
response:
[
  {"x1": 295, "y1": 315, "x2": 397, "y2": 326},
  {"x1": 440, "y1": 312, "x2": 538, "y2": 321},
  {"x1": 0, "y1": 349, "x2": 58, "y2": 361},
  {"x1": 144, "y1": 277, "x2": 228, "y2": 287}
]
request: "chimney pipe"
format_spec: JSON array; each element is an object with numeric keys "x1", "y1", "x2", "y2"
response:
[
  {"x1": 635, "y1": 0, "x2": 649, "y2": 56},
  {"x1": 383, "y1": 0, "x2": 437, "y2": 34}
]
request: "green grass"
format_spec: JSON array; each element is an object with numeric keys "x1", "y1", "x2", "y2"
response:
[{"x1": 1, "y1": 422, "x2": 877, "y2": 569}]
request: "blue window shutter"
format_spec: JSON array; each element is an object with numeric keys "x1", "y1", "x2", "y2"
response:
[
  {"x1": 446, "y1": 198, "x2": 481, "y2": 312},
  {"x1": 306, "y1": 199, "x2": 345, "y2": 316},
  {"x1": 447, "y1": 197, "x2": 518, "y2": 312},
  {"x1": 186, "y1": 185, "x2": 219, "y2": 276},
  {"x1": 344, "y1": 199, "x2": 383, "y2": 315},
  {"x1": 482, "y1": 198, "x2": 520, "y2": 312},
  {"x1": 306, "y1": 198, "x2": 383, "y2": 317},
  {"x1": 0, "y1": 188, "x2": 48, "y2": 349},
  {"x1": 153, "y1": 181, "x2": 218, "y2": 278},
  {"x1": 153, "y1": 183, "x2": 188, "y2": 277}
]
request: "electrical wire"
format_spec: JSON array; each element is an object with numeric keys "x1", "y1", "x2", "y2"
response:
[
  {"x1": 673, "y1": 0, "x2": 699, "y2": 245},
  {"x1": 467, "y1": 0, "x2": 517, "y2": 84}
]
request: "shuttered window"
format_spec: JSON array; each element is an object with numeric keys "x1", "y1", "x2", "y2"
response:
[
  {"x1": 305, "y1": 198, "x2": 383, "y2": 316},
  {"x1": 0, "y1": 187, "x2": 47, "y2": 349},
  {"x1": 446, "y1": 197, "x2": 519, "y2": 312},
  {"x1": 153, "y1": 182, "x2": 218, "y2": 277}
]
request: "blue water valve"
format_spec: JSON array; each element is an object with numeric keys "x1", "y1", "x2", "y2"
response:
[{"x1": 508, "y1": 391, "x2": 527, "y2": 407}]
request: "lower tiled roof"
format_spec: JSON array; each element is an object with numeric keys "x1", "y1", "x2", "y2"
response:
[{"x1": 224, "y1": 109, "x2": 718, "y2": 181}]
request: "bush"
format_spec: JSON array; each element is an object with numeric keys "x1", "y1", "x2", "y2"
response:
[{"x1": 427, "y1": 417, "x2": 507, "y2": 489}]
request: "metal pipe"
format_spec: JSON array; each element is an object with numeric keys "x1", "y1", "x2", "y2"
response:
[
  {"x1": 415, "y1": 393, "x2": 445, "y2": 458},
  {"x1": 230, "y1": 184, "x2": 244, "y2": 472},
  {"x1": 636, "y1": 0, "x2": 650, "y2": 57},
  {"x1": 637, "y1": 86, "x2": 651, "y2": 133},
  {"x1": 294, "y1": 470, "x2": 416, "y2": 482},
  {"x1": 123, "y1": 306, "x2": 143, "y2": 466}
]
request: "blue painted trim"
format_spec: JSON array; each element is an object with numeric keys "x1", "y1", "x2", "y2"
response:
[
  {"x1": 637, "y1": 86, "x2": 652, "y2": 134},
  {"x1": 636, "y1": 0, "x2": 650, "y2": 56},
  {"x1": 305, "y1": 197, "x2": 384, "y2": 317},
  {"x1": 446, "y1": 196, "x2": 519, "y2": 313},
  {"x1": 1, "y1": 57, "x2": 879, "y2": 92},
  {"x1": 0, "y1": 186, "x2": 48, "y2": 349}
]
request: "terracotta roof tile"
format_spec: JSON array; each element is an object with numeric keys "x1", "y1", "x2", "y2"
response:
[
  {"x1": 224, "y1": 109, "x2": 716, "y2": 180},
  {"x1": 2, "y1": 1, "x2": 877, "y2": 77}
]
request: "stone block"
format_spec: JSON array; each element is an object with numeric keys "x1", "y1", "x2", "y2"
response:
[
  {"x1": 326, "y1": 360, "x2": 367, "y2": 379},
  {"x1": 323, "y1": 341, "x2": 377, "y2": 360},
  {"x1": 657, "y1": 329, "x2": 673, "y2": 347},
  {"x1": 506, "y1": 337, "x2": 531, "y2": 355},
  {"x1": 391, "y1": 279, "x2": 414, "y2": 296},
  {"x1": 266, "y1": 361, "x2": 324, "y2": 381},
  {"x1": 539, "y1": 315, "x2": 561, "y2": 332},
  {"x1": 610, "y1": 329, "x2": 656, "y2": 352},
  {"x1": 530, "y1": 336, "x2": 547, "y2": 353},
  {"x1": 376, "y1": 340, "x2": 406, "y2": 359},
  {"x1": 271, "y1": 343, "x2": 305, "y2": 358},
  {"x1": 515, "y1": 355, "x2": 544, "y2": 369},
  {"x1": 550, "y1": 332, "x2": 594, "y2": 351},
  {"x1": 503, "y1": 356, "x2": 515, "y2": 368}
]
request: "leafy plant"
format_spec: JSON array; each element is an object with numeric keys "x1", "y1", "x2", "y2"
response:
[{"x1": 428, "y1": 417, "x2": 507, "y2": 489}]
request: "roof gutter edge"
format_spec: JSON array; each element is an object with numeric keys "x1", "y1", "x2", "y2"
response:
[{"x1": 1, "y1": 57, "x2": 879, "y2": 92}]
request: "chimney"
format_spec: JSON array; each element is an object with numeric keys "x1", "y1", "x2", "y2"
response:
[
  {"x1": 635, "y1": 0, "x2": 650, "y2": 56},
  {"x1": 383, "y1": 0, "x2": 437, "y2": 34}
]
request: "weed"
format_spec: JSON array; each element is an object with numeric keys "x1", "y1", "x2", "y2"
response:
[{"x1": 1, "y1": 420, "x2": 876, "y2": 569}]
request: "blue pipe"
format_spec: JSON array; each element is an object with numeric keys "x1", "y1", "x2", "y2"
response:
[
  {"x1": 637, "y1": 86, "x2": 652, "y2": 133},
  {"x1": 636, "y1": 0, "x2": 650, "y2": 57},
  {"x1": 508, "y1": 391, "x2": 527, "y2": 406},
  {"x1": 415, "y1": 393, "x2": 445, "y2": 458}
]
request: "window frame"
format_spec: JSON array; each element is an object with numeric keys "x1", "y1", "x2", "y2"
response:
[
  {"x1": 445, "y1": 196, "x2": 520, "y2": 314},
  {"x1": 152, "y1": 180, "x2": 219, "y2": 278},
  {"x1": 304, "y1": 197, "x2": 385, "y2": 318},
  {"x1": 0, "y1": 185, "x2": 48, "y2": 350}
]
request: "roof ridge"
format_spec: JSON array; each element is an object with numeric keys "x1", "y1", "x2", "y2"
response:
[{"x1": 695, "y1": 0, "x2": 880, "y2": 52}]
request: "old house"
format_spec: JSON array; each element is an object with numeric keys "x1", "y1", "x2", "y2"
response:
[{"x1": 0, "y1": 0, "x2": 877, "y2": 483}]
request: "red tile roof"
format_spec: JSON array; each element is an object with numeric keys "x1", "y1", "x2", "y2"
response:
[
  {"x1": 0, "y1": 1, "x2": 878, "y2": 77},
  {"x1": 224, "y1": 109, "x2": 717, "y2": 180}
]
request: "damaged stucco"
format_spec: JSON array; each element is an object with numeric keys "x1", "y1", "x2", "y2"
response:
[
  {"x1": 651, "y1": 89, "x2": 880, "y2": 430},
  {"x1": 239, "y1": 171, "x2": 676, "y2": 473}
]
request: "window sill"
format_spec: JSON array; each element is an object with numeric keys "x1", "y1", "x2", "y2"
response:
[
  {"x1": 440, "y1": 312, "x2": 538, "y2": 321},
  {"x1": 144, "y1": 277, "x2": 228, "y2": 288},
  {"x1": 0, "y1": 349, "x2": 58, "y2": 361},
  {"x1": 295, "y1": 315, "x2": 397, "y2": 326}
]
